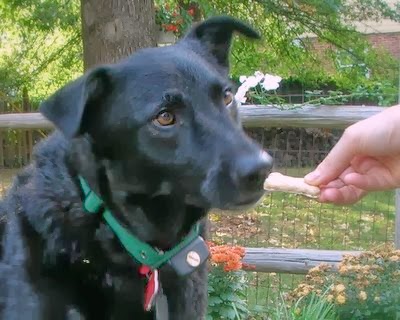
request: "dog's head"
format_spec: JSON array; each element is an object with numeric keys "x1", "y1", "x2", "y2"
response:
[{"x1": 40, "y1": 16, "x2": 272, "y2": 243}]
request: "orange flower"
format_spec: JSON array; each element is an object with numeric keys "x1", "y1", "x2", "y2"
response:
[
  {"x1": 211, "y1": 253, "x2": 228, "y2": 263},
  {"x1": 224, "y1": 260, "x2": 242, "y2": 272},
  {"x1": 164, "y1": 24, "x2": 179, "y2": 32},
  {"x1": 208, "y1": 243, "x2": 246, "y2": 272}
]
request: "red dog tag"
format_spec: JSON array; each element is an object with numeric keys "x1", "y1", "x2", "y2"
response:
[{"x1": 139, "y1": 265, "x2": 160, "y2": 311}]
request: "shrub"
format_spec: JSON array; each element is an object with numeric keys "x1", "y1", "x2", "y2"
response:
[
  {"x1": 206, "y1": 242, "x2": 338, "y2": 320},
  {"x1": 207, "y1": 243, "x2": 251, "y2": 320},
  {"x1": 288, "y1": 245, "x2": 400, "y2": 319}
]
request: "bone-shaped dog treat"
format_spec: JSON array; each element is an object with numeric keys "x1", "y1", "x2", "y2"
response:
[{"x1": 264, "y1": 172, "x2": 320, "y2": 198}]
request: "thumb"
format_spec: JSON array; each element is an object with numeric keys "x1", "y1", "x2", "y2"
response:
[{"x1": 305, "y1": 131, "x2": 358, "y2": 186}]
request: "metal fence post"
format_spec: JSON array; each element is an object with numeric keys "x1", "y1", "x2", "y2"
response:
[{"x1": 395, "y1": 189, "x2": 400, "y2": 249}]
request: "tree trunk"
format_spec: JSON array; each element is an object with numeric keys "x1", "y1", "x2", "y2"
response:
[{"x1": 80, "y1": 0, "x2": 156, "y2": 71}]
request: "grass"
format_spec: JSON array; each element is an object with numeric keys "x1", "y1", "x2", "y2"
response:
[
  {"x1": 291, "y1": 291, "x2": 337, "y2": 320},
  {"x1": 254, "y1": 189, "x2": 394, "y2": 250},
  {"x1": 212, "y1": 167, "x2": 395, "y2": 250},
  {"x1": 265, "y1": 290, "x2": 338, "y2": 320}
]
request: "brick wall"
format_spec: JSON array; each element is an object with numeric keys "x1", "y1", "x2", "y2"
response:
[
  {"x1": 367, "y1": 32, "x2": 400, "y2": 58},
  {"x1": 309, "y1": 32, "x2": 400, "y2": 59}
]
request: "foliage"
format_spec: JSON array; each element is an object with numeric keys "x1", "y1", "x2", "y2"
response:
[
  {"x1": 292, "y1": 291, "x2": 338, "y2": 320},
  {"x1": 0, "y1": 0, "x2": 82, "y2": 103},
  {"x1": 154, "y1": 1, "x2": 197, "y2": 36},
  {"x1": 303, "y1": 81, "x2": 398, "y2": 106},
  {"x1": 1, "y1": 0, "x2": 399, "y2": 106},
  {"x1": 192, "y1": 0, "x2": 400, "y2": 91},
  {"x1": 235, "y1": 70, "x2": 397, "y2": 107},
  {"x1": 288, "y1": 245, "x2": 400, "y2": 319},
  {"x1": 207, "y1": 243, "x2": 251, "y2": 320},
  {"x1": 267, "y1": 291, "x2": 338, "y2": 320}
]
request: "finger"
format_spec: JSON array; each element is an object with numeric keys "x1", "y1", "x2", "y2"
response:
[
  {"x1": 320, "y1": 167, "x2": 355, "y2": 188},
  {"x1": 321, "y1": 179, "x2": 345, "y2": 189},
  {"x1": 343, "y1": 172, "x2": 394, "y2": 191},
  {"x1": 305, "y1": 130, "x2": 358, "y2": 186},
  {"x1": 319, "y1": 185, "x2": 366, "y2": 205},
  {"x1": 350, "y1": 156, "x2": 379, "y2": 174}
]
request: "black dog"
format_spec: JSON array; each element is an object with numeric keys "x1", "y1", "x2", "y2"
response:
[{"x1": 0, "y1": 16, "x2": 272, "y2": 319}]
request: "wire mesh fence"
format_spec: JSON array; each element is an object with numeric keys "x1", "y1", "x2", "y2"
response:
[
  {"x1": 210, "y1": 127, "x2": 396, "y2": 309},
  {"x1": 0, "y1": 125, "x2": 396, "y2": 310},
  {"x1": 211, "y1": 127, "x2": 395, "y2": 247}
]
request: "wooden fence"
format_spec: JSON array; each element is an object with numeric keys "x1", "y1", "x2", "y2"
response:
[
  {"x1": 0, "y1": 104, "x2": 396, "y2": 274},
  {"x1": 0, "y1": 89, "x2": 44, "y2": 167},
  {"x1": 0, "y1": 105, "x2": 385, "y2": 129}
]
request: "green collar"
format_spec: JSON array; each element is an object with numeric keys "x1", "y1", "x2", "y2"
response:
[{"x1": 79, "y1": 176, "x2": 200, "y2": 269}]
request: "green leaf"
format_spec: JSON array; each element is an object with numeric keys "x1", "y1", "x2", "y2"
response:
[{"x1": 208, "y1": 296, "x2": 223, "y2": 306}]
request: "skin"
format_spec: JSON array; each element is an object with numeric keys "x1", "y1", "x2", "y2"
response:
[{"x1": 305, "y1": 104, "x2": 400, "y2": 205}]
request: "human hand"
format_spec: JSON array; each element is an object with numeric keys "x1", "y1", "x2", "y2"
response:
[{"x1": 305, "y1": 104, "x2": 400, "y2": 205}]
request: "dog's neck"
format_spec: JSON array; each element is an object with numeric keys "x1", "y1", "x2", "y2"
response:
[
  {"x1": 19, "y1": 133, "x2": 207, "y2": 271},
  {"x1": 65, "y1": 134, "x2": 207, "y2": 249}
]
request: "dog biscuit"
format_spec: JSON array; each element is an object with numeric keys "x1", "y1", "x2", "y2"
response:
[{"x1": 264, "y1": 172, "x2": 320, "y2": 198}]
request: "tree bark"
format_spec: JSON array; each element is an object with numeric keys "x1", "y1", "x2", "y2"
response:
[{"x1": 80, "y1": 0, "x2": 156, "y2": 71}]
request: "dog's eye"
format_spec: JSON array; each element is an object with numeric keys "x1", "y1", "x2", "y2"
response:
[
  {"x1": 224, "y1": 90, "x2": 234, "y2": 106},
  {"x1": 153, "y1": 111, "x2": 176, "y2": 126}
]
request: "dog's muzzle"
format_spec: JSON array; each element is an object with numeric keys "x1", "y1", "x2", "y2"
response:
[{"x1": 200, "y1": 150, "x2": 273, "y2": 210}]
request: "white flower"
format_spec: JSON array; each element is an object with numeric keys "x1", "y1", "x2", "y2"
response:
[
  {"x1": 239, "y1": 75, "x2": 248, "y2": 83},
  {"x1": 243, "y1": 76, "x2": 258, "y2": 88},
  {"x1": 235, "y1": 71, "x2": 282, "y2": 103},
  {"x1": 235, "y1": 83, "x2": 251, "y2": 103},
  {"x1": 239, "y1": 71, "x2": 264, "y2": 86},
  {"x1": 249, "y1": 71, "x2": 265, "y2": 86},
  {"x1": 261, "y1": 74, "x2": 282, "y2": 91},
  {"x1": 254, "y1": 71, "x2": 265, "y2": 79}
]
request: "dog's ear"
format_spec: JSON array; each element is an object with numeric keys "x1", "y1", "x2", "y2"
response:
[
  {"x1": 39, "y1": 67, "x2": 112, "y2": 138},
  {"x1": 181, "y1": 16, "x2": 260, "y2": 72}
]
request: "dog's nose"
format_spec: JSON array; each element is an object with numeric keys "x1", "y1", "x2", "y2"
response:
[{"x1": 234, "y1": 151, "x2": 273, "y2": 190}]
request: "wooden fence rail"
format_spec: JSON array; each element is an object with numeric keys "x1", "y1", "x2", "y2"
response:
[
  {"x1": 0, "y1": 113, "x2": 52, "y2": 130},
  {"x1": 242, "y1": 248, "x2": 360, "y2": 274},
  {"x1": 0, "y1": 105, "x2": 386, "y2": 129},
  {"x1": 240, "y1": 105, "x2": 385, "y2": 128}
]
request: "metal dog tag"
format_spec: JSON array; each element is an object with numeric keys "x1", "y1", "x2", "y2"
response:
[
  {"x1": 167, "y1": 236, "x2": 209, "y2": 277},
  {"x1": 154, "y1": 286, "x2": 169, "y2": 320}
]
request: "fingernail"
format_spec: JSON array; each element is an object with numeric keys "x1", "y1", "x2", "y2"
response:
[{"x1": 305, "y1": 171, "x2": 320, "y2": 183}]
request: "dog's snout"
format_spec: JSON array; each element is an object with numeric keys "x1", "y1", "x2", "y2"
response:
[{"x1": 235, "y1": 151, "x2": 273, "y2": 189}]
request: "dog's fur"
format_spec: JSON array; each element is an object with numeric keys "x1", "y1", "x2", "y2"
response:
[{"x1": 0, "y1": 16, "x2": 272, "y2": 319}]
